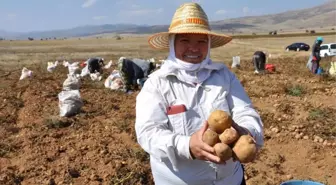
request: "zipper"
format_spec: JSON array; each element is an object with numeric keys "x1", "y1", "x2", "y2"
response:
[
  {"x1": 165, "y1": 73, "x2": 197, "y2": 87},
  {"x1": 216, "y1": 168, "x2": 218, "y2": 180}
]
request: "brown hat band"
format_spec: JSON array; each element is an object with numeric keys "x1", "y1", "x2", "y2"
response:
[{"x1": 169, "y1": 18, "x2": 209, "y2": 31}]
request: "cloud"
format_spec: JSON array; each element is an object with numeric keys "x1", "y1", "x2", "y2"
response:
[
  {"x1": 130, "y1": 4, "x2": 140, "y2": 9},
  {"x1": 176, "y1": 0, "x2": 201, "y2": 3},
  {"x1": 115, "y1": 0, "x2": 135, "y2": 5},
  {"x1": 215, "y1": 10, "x2": 227, "y2": 15},
  {"x1": 119, "y1": 8, "x2": 163, "y2": 16},
  {"x1": 82, "y1": 0, "x2": 98, "y2": 8},
  {"x1": 7, "y1": 13, "x2": 17, "y2": 18},
  {"x1": 93, "y1": 16, "x2": 107, "y2": 20},
  {"x1": 243, "y1": 7, "x2": 249, "y2": 14},
  {"x1": 6, "y1": 13, "x2": 17, "y2": 21}
]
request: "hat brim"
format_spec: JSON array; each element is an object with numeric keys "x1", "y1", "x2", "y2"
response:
[{"x1": 148, "y1": 30, "x2": 232, "y2": 50}]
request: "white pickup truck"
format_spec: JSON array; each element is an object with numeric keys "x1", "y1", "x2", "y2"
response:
[{"x1": 320, "y1": 43, "x2": 336, "y2": 57}]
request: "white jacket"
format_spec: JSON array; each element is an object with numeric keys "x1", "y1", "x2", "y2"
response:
[{"x1": 135, "y1": 62, "x2": 264, "y2": 185}]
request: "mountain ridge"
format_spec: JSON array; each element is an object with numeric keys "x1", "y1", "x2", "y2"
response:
[{"x1": 1, "y1": 1, "x2": 335, "y2": 39}]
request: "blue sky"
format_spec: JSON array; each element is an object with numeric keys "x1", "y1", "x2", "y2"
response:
[{"x1": 0, "y1": 0, "x2": 331, "y2": 32}]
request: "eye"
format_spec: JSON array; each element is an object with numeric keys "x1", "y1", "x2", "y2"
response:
[
  {"x1": 180, "y1": 39, "x2": 189, "y2": 43},
  {"x1": 198, "y1": 40, "x2": 208, "y2": 44}
]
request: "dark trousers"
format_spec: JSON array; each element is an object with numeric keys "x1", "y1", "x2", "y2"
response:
[
  {"x1": 253, "y1": 55, "x2": 265, "y2": 71},
  {"x1": 313, "y1": 60, "x2": 320, "y2": 74},
  {"x1": 240, "y1": 165, "x2": 246, "y2": 185}
]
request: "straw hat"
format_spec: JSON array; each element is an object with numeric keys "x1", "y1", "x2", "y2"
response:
[{"x1": 148, "y1": 3, "x2": 232, "y2": 50}]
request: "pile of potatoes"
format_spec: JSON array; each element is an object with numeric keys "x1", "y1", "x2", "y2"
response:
[{"x1": 203, "y1": 110, "x2": 257, "y2": 163}]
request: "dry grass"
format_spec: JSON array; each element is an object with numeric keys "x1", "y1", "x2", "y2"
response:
[{"x1": 0, "y1": 34, "x2": 335, "y2": 70}]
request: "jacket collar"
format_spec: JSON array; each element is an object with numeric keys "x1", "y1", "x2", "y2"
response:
[{"x1": 150, "y1": 61, "x2": 226, "y2": 85}]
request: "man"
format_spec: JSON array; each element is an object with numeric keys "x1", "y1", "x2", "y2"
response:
[
  {"x1": 307, "y1": 37, "x2": 323, "y2": 74},
  {"x1": 87, "y1": 57, "x2": 104, "y2": 74},
  {"x1": 117, "y1": 57, "x2": 155, "y2": 93},
  {"x1": 135, "y1": 3, "x2": 263, "y2": 185},
  {"x1": 252, "y1": 51, "x2": 266, "y2": 74}
]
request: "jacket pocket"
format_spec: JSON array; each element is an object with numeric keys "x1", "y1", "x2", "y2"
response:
[{"x1": 168, "y1": 112, "x2": 187, "y2": 135}]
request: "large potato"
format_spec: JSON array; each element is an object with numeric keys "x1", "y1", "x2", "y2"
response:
[
  {"x1": 214, "y1": 143, "x2": 232, "y2": 162},
  {"x1": 232, "y1": 135, "x2": 257, "y2": 163},
  {"x1": 208, "y1": 110, "x2": 232, "y2": 134},
  {"x1": 219, "y1": 127, "x2": 239, "y2": 145},
  {"x1": 203, "y1": 129, "x2": 219, "y2": 147}
]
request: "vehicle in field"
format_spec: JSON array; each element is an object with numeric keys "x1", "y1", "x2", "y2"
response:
[
  {"x1": 285, "y1": 42, "x2": 310, "y2": 52},
  {"x1": 320, "y1": 43, "x2": 336, "y2": 57}
]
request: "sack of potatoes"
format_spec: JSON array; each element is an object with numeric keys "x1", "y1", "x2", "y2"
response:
[{"x1": 202, "y1": 110, "x2": 257, "y2": 163}]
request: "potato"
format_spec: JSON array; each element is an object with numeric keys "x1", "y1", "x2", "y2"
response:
[
  {"x1": 203, "y1": 129, "x2": 219, "y2": 147},
  {"x1": 219, "y1": 127, "x2": 239, "y2": 145},
  {"x1": 208, "y1": 110, "x2": 232, "y2": 134},
  {"x1": 232, "y1": 135, "x2": 257, "y2": 163},
  {"x1": 214, "y1": 143, "x2": 232, "y2": 162}
]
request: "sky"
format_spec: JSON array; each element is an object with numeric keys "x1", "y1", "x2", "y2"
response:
[{"x1": 0, "y1": 0, "x2": 331, "y2": 32}]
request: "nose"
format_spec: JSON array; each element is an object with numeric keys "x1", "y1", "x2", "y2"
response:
[{"x1": 188, "y1": 44, "x2": 200, "y2": 52}]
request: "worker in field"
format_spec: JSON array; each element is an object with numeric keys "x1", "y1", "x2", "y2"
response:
[
  {"x1": 307, "y1": 37, "x2": 323, "y2": 74},
  {"x1": 87, "y1": 57, "x2": 105, "y2": 73},
  {"x1": 252, "y1": 51, "x2": 266, "y2": 74},
  {"x1": 117, "y1": 57, "x2": 156, "y2": 93}
]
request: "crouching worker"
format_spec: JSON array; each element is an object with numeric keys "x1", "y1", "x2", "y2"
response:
[
  {"x1": 252, "y1": 51, "x2": 266, "y2": 74},
  {"x1": 87, "y1": 57, "x2": 105, "y2": 74},
  {"x1": 117, "y1": 57, "x2": 155, "y2": 93}
]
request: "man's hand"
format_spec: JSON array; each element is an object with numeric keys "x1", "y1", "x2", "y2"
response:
[{"x1": 189, "y1": 121, "x2": 221, "y2": 163}]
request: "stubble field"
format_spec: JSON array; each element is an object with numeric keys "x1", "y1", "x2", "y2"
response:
[{"x1": 0, "y1": 34, "x2": 335, "y2": 185}]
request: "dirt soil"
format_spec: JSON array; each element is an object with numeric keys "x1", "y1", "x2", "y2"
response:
[{"x1": 0, "y1": 56, "x2": 335, "y2": 185}]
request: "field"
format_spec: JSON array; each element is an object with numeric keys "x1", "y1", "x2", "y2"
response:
[{"x1": 0, "y1": 34, "x2": 336, "y2": 185}]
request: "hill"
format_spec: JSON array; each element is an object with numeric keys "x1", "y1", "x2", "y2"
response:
[
  {"x1": 0, "y1": 1, "x2": 335, "y2": 39},
  {"x1": 212, "y1": 0, "x2": 336, "y2": 32}
]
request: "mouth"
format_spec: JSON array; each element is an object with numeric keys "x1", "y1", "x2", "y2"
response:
[{"x1": 184, "y1": 55, "x2": 201, "y2": 59}]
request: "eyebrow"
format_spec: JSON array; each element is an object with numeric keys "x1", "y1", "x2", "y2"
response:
[{"x1": 177, "y1": 36, "x2": 208, "y2": 40}]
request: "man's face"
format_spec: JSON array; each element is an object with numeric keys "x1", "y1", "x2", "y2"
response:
[{"x1": 174, "y1": 34, "x2": 209, "y2": 64}]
